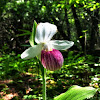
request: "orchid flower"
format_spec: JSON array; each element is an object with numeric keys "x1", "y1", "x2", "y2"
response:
[{"x1": 21, "y1": 22, "x2": 74, "y2": 71}]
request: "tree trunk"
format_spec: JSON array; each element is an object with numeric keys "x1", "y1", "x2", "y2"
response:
[
  {"x1": 89, "y1": 0, "x2": 99, "y2": 54},
  {"x1": 71, "y1": 5, "x2": 85, "y2": 51},
  {"x1": 65, "y1": 7, "x2": 71, "y2": 40},
  {"x1": 52, "y1": 17, "x2": 67, "y2": 40}
]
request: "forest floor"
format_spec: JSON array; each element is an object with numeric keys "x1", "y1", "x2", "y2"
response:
[{"x1": 0, "y1": 73, "x2": 40, "y2": 100}]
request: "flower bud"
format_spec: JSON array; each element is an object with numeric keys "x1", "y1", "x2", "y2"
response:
[{"x1": 41, "y1": 49, "x2": 63, "y2": 71}]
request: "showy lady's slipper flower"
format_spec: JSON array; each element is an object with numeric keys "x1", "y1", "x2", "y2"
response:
[{"x1": 21, "y1": 22, "x2": 74, "y2": 71}]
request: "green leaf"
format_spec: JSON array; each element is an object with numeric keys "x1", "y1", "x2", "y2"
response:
[
  {"x1": 69, "y1": 0, "x2": 75, "y2": 4},
  {"x1": 41, "y1": 6, "x2": 46, "y2": 13},
  {"x1": 57, "y1": 4, "x2": 61, "y2": 8},
  {"x1": 17, "y1": 29, "x2": 31, "y2": 37},
  {"x1": 21, "y1": 45, "x2": 30, "y2": 47},
  {"x1": 29, "y1": 20, "x2": 37, "y2": 47},
  {"x1": 69, "y1": 0, "x2": 73, "y2": 4},
  {"x1": 54, "y1": 85, "x2": 97, "y2": 100}
]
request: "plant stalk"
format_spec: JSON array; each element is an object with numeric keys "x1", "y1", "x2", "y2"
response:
[
  {"x1": 40, "y1": 63, "x2": 46, "y2": 100},
  {"x1": 42, "y1": 67, "x2": 46, "y2": 100}
]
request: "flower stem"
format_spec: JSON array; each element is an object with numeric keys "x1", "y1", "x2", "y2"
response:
[
  {"x1": 42, "y1": 67, "x2": 46, "y2": 100},
  {"x1": 40, "y1": 63, "x2": 46, "y2": 100}
]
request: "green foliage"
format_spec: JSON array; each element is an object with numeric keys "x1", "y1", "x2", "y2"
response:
[
  {"x1": 0, "y1": 0, "x2": 100, "y2": 99},
  {"x1": 29, "y1": 20, "x2": 37, "y2": 47},
  {"x1": 47, "y1": 51, "x2": 99, "y2": 99},
  {"x1": 69, "y1": 0, "x2": 100, "y2": 10},
  {"x1": 1, "y1": 87, "x2": 9, "y2": 94},
  {"x1": 0, "y1": 51, "x2": 99, "y2": 99},
  {"x1": 0, "y1": 0, "x2": 100, "y2": 54},
  {"x1": 23, "y1": 95, "x2": 38, "y2": 100},
  {"x1": 23, "y1": 94, "x2": 43, "y2": 100},
  {"x1": 54, "y1": 85, "x2": 97, "y2": 100},
  {"x1": 17, "y1": 29, "x2": 31, "y2": 37},
  {"x1": 0, "y1": 53, "x2": 39, "y2": 79},
  {"x1": 90, "y1": 74, "x2": 100, "y2": 88},
  {"x1": 52, "y1": 51, "x2": 94, "y2": 80}
]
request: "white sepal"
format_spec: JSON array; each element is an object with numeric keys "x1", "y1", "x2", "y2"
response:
[
  {"x1": 50, "y1": 40, "x2": 74, "y2": 50},
  {"x1": 21, "y1": 44, "x2": 42, "y2": 59}
]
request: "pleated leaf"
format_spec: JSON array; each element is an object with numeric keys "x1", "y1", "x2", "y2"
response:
[
  {"x1": 54, "y1": 85, "x2": 97, "y2": 100},
  {"x1": 29, "y1": 20, "x2": 37, "y2": 47}
]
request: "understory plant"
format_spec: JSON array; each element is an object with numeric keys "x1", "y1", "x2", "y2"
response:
[{"x1": 21, "y1": 21, "x2": 97, "y2": 100}]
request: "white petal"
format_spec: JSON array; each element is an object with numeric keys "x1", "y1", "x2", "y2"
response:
[
  {"x1": 21, "y1": 44, "x2": 42, "y2": 59},
  {"x1": 49, "y1": 40, "x2": 74, "y2": 50},
  {"x1": 35, "y1": 22, "x2": 57, "y2": 43}
]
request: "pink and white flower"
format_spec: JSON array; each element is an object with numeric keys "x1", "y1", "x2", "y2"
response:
[{"x1": 21, "y1": 22, "x2": 74, "y2": 71}]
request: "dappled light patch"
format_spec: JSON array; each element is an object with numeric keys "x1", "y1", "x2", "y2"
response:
[
  {"x1": 47, "y1": 79, "x2": 57, "y2": 88},
  {"x1": 0, "y1": 72, "x2": 42, "y2": 99},
  {"x1": 2, "y1": 93, "x2": 18, "y2": 100},
  {"x1": 0, "y1": 80, "x2": 13, "y2": 84}
]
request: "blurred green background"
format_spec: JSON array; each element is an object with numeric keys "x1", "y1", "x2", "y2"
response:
[{"x1": 0, "y1": 0, "x2": 100, "y2": 99}]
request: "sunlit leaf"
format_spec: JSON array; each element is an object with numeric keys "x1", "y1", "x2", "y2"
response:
[
  {"x1": 54, "y1": 85, "x2": 97, "y2": 100},
  {"x1": 41, "y1": 6, "x2": 46, "y2": 13},
  {"x1": 57, "y1": 4, "x2": 61, "y2": 8}
]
